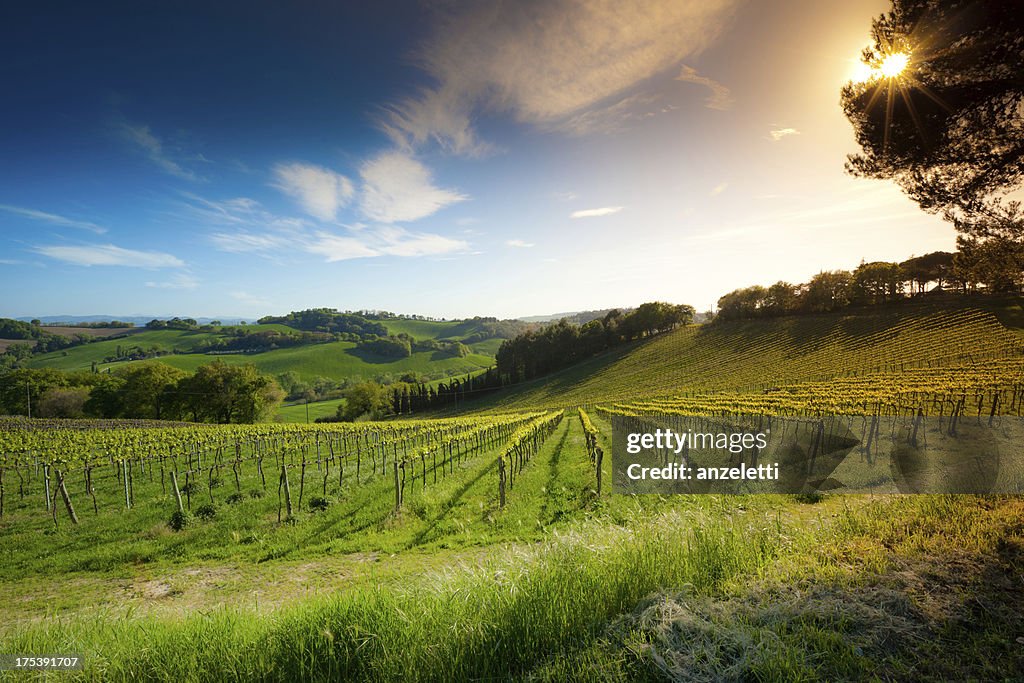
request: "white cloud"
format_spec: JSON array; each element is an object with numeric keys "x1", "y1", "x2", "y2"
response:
[
  {"x1": 571, "y1": 206, "x2": 624, "y2": 219},
  {"x1": 710, "y1": 182, "x2": 728, "y2": 196},
  {"x1": 380, "y1": 0, "x2": 739, "y2": 154},
  {"x1": 34, "y1": 244, "x2": 185, "y2": 268},
  {"x1": 675, "y1": 65, "x2": 733, "y2": 110},
  {"x1": 209, "y1": 232, "x2": 292, "y2": 253},
  {"x1": 555, "y1": 93, "x2": 670, "y2": 136},
  {"x1": 305, "y1": 232, "x2": 382, "y2": 262},
  {"x1": 769, "y1": 127, "x2": 800, "y2": 141},
  {"x1": 506, "y1": 239, "x2": 535, "y2": 248},
  {"x1": 191, "y1": 191, "x2": 469, "y2": 263},
  {"x1": 0, "y1": 258, "x2": 23, "y2": 265},
  {"x1": 230, "y1": 290, "x2": 272, "y2": 309},
  {"x1": 119, "y1": 122, "x2": 198, "y2": 180},
  {"x1": 308, "y1": 227, "x2": 469, "y2": 261},
  {"x1": 0, "y1": 204, "x2": 106, "y2": 234},
  {"x1": 145, "y1": 273, "x2": 199, "y2": 289},
  {"x1": 272, "y1": 162, "x2": 354, "y2": 221},
  {"x1": 359, "y1": 151, "x2": 467, "y2": 223}
]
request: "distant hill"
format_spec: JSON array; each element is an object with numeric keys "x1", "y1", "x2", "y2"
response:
[
  {"x1": 518, "y1": 308, "x2": 632, "y2": 324},
  {"x1": 16, "y1": 315, "x2": 248, "y2": 326}
]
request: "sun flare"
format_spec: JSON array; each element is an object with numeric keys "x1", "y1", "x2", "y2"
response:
[
  {"x1": 850, "y1": 51, "x2": 911, "y2": 83},
  {"x1": 879, "y1": 52, "x2": 910, "y2": 78}
]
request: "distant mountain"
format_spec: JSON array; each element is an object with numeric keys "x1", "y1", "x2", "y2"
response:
[
  {"x1": 17, "y1": 315, "x2": 249, "y2": 326},
  {"x1": 518, "y1": 308, "x2": 632, "y2": 325}
]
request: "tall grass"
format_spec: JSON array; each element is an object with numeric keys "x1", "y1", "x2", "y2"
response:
[{"x1": 1, "y1": 508, "x2": 784, "y2": 681}]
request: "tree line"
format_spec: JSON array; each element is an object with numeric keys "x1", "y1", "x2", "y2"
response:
[
  {"x1": 495, "y1": 302, "x2": 695, "y2": 384},
  {"x1": 320, "y1": 302, "x2": 695, "y2": 421},
  {"x1": 713, "y1": 251, "x2": 997, "y2": 321},
  {"x1": 0, "y1": 361, "x2": 283, "y2": 423}
]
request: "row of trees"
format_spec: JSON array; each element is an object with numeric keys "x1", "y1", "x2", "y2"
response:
[
  {"x1": 716, "y1": 246, "x2": 1024, "y2": 322},
  {"x1": 331, "y1": 302, "x2": 688, "y2": 419},
  {"x1": 256, "y1": 309, "x2": 389, "y2": 337},
  {"x1": 0, "y1": 361, "x2": 283, "y2": 423},
  {"x1": 324, "y1": 369, "x2": 504, "y2": 421},
  {"x1": 496, "y1": 302, "x2": 694, "y2": 383}
]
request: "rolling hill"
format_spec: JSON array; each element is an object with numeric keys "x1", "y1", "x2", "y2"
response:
[
  {"x1": 23, "y1": 319, "x2": 508, "y2": 384},
  {"x1": 459, "y1": 296, "x2": 1024, "y2": 413}
]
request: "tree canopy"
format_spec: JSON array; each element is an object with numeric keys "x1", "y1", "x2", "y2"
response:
[{"x1": 841, "y1": 0, "x2": 1024, "y2": 229}]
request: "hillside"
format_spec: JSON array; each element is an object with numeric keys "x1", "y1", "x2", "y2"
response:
[
  {"x1": 24, "y1": 322, "x2": 499, "y2": 382},
  {"x1": 462, "y1": 296, "x2": 1024, "y2": 412}
]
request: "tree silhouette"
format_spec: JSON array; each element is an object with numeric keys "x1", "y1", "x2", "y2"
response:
[{"x1": 842, "y1": 0, "x2": 1024, "y2": 230}]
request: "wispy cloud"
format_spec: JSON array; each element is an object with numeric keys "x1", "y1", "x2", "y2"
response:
[
  {"x1": 359, "y1": 151, "x2": 467, "y2": 223},
  {"x1": 571, "y1": 206, "x2": 624, "y2": 219},
  {"x1": 308, "y1": 227, "x2": 469, "y2": 261},
  {"x1": 769, "y1": 127, "x2": 800, "y2": 141},
  {"x1": 0, "y1": 258, "x2": 24, "y2": 265},
  {"x1": 505, "y1": 239, "x2": 535, "y2": 248},
  {"x1": 182, "y1": 193, "x2": 308, "y2": 232},
  {"x1": 675, "y1": 65, "x2": 733, "y2": 110},
  {"x1": 119, "y1": 121, "x2": 199, "y2": 180},
  {"x1": 209, "y1": 231, "x2": 293, "y2": 254},
  {"x1": 230, "y1": 290, "x2": 272, "y2": 309},
  {"x1": 145, "y1": 273, "x2": 199, "y2": 289},
  {"x1": 189, "y1": 190, "x2": 470, "y2": 263},
  {"x1": 710, "y1": 182, "x2": 728, "y2": 196},
  {"x1": 379, "y1": 0, "x2": 739, "y2": 154},
  {"x1": 555, "y1": 93, "x2": 672, "y2": 136},
  {"x1": 0, "y1": 204, "x2": 106, "y2": 234},
  {"x1": 34, "y1": 243, "x2": 185, "y2": 268},
  {"x1": 271, "y1": 162, "x2": 354, "y2": 221}
]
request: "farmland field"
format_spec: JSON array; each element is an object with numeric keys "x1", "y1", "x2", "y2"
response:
[
  {"x1": 25, "y1": 325, "x2": 498, "y2": 381},
  {"x1": 2, "y1": 299, "x2": 1023, "y2": 681}
]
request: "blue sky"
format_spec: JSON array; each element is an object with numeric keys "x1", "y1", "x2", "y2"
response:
[{"x1": 0, "y1": 0, "x2": 956, "y2": 319}]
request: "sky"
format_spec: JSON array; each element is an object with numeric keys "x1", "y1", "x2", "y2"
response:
[{"x1": 0, "y1": 0, "x2": 957, "y2": 320}]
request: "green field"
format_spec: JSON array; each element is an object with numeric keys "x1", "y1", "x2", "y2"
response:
[
  {"x1": 2, "y1": 299, "x2": 1023, "y2": 680},
  {"x1": 26, "y1": 326, "x2": 498, "y2": 382},
  {"x1": 275, "y1": 398, "x2": 346, "y2": 423}
]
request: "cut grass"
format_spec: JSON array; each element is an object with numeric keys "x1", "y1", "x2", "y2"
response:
[{"x1": 275, "y1": 398, "x2": 346, "y2": 423}]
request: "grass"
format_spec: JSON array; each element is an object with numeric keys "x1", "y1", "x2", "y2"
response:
[
  {"x1": 2, "y1": 494, "x2": 1018, "y2": 681},
  {"x1": 275, "y1": 398, "x2": 346, "y2": 423},
  {"x1": 27, "y1": 332, "x2": 495, "y2": 382}
]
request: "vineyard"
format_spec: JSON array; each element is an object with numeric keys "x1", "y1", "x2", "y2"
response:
[
  {"x1": 0, "y1": 412, "x2": 594, "y2": 548},
  {"x1": 472, "y1": 306, "x2": 1024, "y2": 411},
  {"x1": 1, "y1": 301, "x2": 1023, "y2": 680}
]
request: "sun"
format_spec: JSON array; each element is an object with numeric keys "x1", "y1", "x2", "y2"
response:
[
  {"x1": 879, "y1": 52, "x2": 910, "y2": 78},
  {"x1": 850, "y1": 51, "x2": 911, "y2": 83}
]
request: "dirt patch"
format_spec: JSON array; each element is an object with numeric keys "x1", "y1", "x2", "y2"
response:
[
  {"x1": 0, "y1": 339, "x2": 29, "y2": 352},
  {"x1": 139, "y1": 580, "x2": 179, "y2": 600}
]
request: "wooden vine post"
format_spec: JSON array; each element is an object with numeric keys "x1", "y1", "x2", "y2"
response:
[
  {"x1": 498, "y1": 456, "x2": 506, "y2": 508},
  {"x1": 54, "y1": 468, "x2": 79, "y2": 525},
  {"x1": 281, "y1": 464, "x2": 293, "y2": 519},
  {"x1": 393, "y1": 461, "x2": 401, "y2": 511},
  {"x1": 170, "y1": 470, "x2": 185, "y2": 514}
]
